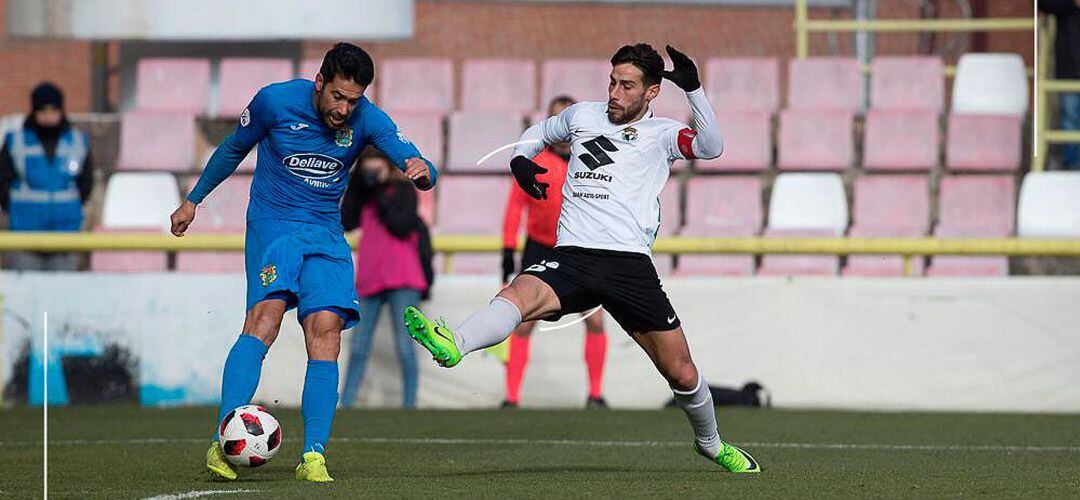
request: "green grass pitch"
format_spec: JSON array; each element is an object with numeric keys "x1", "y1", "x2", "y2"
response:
[{"x1": 2, "y1": 405, "x2": 1079, "y2": 498}]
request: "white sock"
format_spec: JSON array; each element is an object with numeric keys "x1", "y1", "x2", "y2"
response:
[
  {"x1": 455, "y1": 297, "x2": 522, "y2": 356},
  {"x1": 672, "y1": 374, "x2": 722, "y2": 458}
]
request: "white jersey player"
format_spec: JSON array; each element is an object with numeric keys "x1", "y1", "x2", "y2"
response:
[{"x1": 404, "y1": 44, "x2": 760, "y2": 474}]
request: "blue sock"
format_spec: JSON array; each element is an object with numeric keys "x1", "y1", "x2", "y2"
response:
[
  {"x1": 214, "y1": 334, "x2": 269, "y2": 439},
  {"x1": 302, "y1": 360, "x2": 339, "y2": 456}
]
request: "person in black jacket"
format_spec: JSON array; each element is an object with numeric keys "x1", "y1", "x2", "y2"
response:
[
  {"x1": 1042, "y1": 0, "x2": 1080, "y2": 169},
  {"x1": 339, "y1": 149, "x2": 433, "y2": 408}
]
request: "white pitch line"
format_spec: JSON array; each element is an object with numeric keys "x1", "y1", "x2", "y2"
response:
[
  {"x1": 5, "y1": 436, "x2": 1080, "y2": 453},
  {"x1": 142, "y1": 489, "x2": 259, "y2": 500}
]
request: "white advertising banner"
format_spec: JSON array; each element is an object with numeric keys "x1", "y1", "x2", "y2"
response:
[{"x1": 3, "y1": 272, "x2": 1079, "y2": 412}]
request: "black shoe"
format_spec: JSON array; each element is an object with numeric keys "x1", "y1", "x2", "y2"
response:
[
  {"x1": 500, "y1": 400, "x2": 519, "y2": 409},
  {"x1": 586, "y1": 397, "x2": 609, "y2": 409}
]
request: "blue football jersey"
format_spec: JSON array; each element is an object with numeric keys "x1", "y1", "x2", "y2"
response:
[{"x1": 189, "y1": 78, "x2": 436, "y2": 229}]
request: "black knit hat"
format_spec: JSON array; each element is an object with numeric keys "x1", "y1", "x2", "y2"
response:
[{"x1": 31, "y1": 82, "x2": 64, "y2": 111}]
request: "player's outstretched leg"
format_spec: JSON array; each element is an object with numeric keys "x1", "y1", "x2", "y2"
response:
[
  {"x1": 206, "y1": 300, "x2": 284, "y2": 480},
  {"x1": 631, "y1": 327, "x2": 760, "y2": 474},
  {"x1": 405, "y1": 275, "x2": 558, "y2": 368},
  {"x1": 295, "y1": 311, "x2": 344, "y2": 483}
]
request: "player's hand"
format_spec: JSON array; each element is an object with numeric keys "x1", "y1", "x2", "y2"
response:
[
  {"x1": 501, "y1": 248, "x2": 516, "y2": 284},
  {"x1": 510, "y1": 156, "x2": 549, "y2": 200},
  {"x1": 662, "y1": 45, "x2": 701, "y2": 92},
  {"x1": 170, "y1": 200, "x2": 197, "y2": 237},
  {"x1": 405, "y1": 157, "x2": 432, "y2": 190}
]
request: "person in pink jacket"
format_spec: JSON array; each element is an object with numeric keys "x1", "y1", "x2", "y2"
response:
[{"x1": 340, "y1": 150, "x2": 433, "y2": 408}]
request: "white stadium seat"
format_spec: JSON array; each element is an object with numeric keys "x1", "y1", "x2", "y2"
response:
[
  {"x1": 1018, "y1": 172, "x2": 1080, "y2": 238},
  {"x1": 951, "y1": 53, "x2": 1029, "y2": 116}
]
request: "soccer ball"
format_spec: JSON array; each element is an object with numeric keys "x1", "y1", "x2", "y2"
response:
[{"x1": 218, "y1": 404, "x2": 282, "y2": 467}]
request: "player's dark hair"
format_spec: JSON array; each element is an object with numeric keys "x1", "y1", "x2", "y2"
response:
[
  {"x1": 359, "y1": 146, "x2": 391, "y2": 164},
  {"x1": 549, "y1": 95, "x2": 577, "y2": 110},
  {"x1": 320, "y1": 42, "x2": 375, "y2": 87},
  {"x1": 610, "y1": 43, "x2": 663, "y2": 87}
]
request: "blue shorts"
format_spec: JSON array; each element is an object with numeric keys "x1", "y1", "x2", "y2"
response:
[{"x1": 245, "y1": 219, "x2": 360, "y2": 329}]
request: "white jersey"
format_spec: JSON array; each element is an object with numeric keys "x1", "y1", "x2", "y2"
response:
[{"x1": 514, "y1": 88, "x2": 722, "y2": 255}]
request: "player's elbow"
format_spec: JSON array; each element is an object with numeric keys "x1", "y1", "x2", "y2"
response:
[{"x1": 695, "y1": 138, "x2": 723, "y2": 161}]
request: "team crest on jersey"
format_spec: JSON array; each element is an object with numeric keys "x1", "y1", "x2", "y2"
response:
[
  {"x1": 621, "y1": 126, "x2": 638, "y2": 142},
  {"x1": 240, "y1": 108, "x2": 251, "y2": 127},
  {"x1": 335, "y1": 128, "x2": 353, "y2": 147},
  {"x1": 260, "y1": 264, "x2": 277, "y2": 286}
]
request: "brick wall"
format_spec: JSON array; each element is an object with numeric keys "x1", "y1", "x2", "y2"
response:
[{"x1": 0, "y1": 0, "x2": 1035, "y2": 114}]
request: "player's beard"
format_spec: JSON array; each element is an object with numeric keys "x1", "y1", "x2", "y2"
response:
[
  {"x1": 606, "y1": 98, "x2": 646, "y2": 125},
  {"x1": 315, "y1": 90, "x2": 347, "y2": 129}
]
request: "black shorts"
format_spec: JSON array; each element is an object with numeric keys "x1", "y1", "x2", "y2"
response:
[
  {"x1": 519, "y1": 238, "x2": 554, "y2": 272},
  {"x1": 520, "y1": 245, "x2": 680, "y2": 334}
]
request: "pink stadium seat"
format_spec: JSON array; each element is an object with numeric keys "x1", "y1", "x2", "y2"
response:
[
  {"x1": 844, "y1": 175, "x2": 930, "y2": 276},
  {"x1": 117, "y1": 111, "x2": 196, "y2": 171},
  {"x1": 434, "y1": 175, "x2": 511, "y2": 274},
  {"x1": 435, "y1": 176, "x2": 511, "y2": 235},
  {"x1": 201, "y1": 147, "x2": 256, "y2": 173},
  {"x1": 135, "y1": 58, "x2": 211, "y2": 114},
  {"x1": 862, "y1": 110, "x2": 938, "y2": 172},
  {"x1": 946, "y1": 114, "x2": 1023, "y2": 172},
  {"x1": 651, "y1": 79, "x2": 689, "y2": 121},
  {"x1": 778, "y1": 110, "x2": 853, "y2": 171},
  {"x1": 379, "y1": 58, "x2": 454, "y2": 113},
  {"x1": 90, "y1": 228, "x2": 169, "y2": 272},
  {"x1": 392, "y1": 112, "x2": 445, "y2": 167},
  {"x1": 759, "y1": 229, "x2": 840, "y2": 276},
  {"x1": 869, "y1": 56, "x2": 944, "y2": 112},
  {"x1": 217, "y1": 58, "x2": 294, "y2": 117},
  {"x1": 788, "y1": 58, "x2": 862, "y2": 112},
  {"x1": 297, "y1": 58, "x2": 375, "y2": 102},
  {"x1": 541, "y1": 59, "x2": 610, "y2": 105},
  {"x1": 704, "y1": 58, "x2": 780, "y2": 113},
  {"x1": 675, "y1": 176, "x2": 762, "y2": 276},
  {"x1": 175, "y1": 175, "x2": 250, "y2": 272},
  {"x1": 446, "y1": 111, "x2": 524, "y2": 173},
  {"x1": 659, "y1": 179, "x2": 680, "y2": 236},
  {"x1": 462, "y1": 59, "x2": 537, "y2": 113},
  {"x1": 418, "y1": 189, "x2": 436, "y2": 227},
  {"x1": 927, "y1": 175, "x2": 1016, "y2": 277},
  {"x1": 695, "y1": 111, "x2": 770, "y2": 171}
]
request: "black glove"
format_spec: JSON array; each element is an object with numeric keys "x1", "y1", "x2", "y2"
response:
[
  {"x1": 501, "y1": 248, "x2": 516, "y2": 284},
  {"x1": 510, "y1": 155, "x2": 549, "y2": 200},
  {"x1": 661, "y1": 45, "x2": 701, "y2": 92}
]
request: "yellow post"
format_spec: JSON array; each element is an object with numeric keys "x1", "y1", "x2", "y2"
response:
[
  {"x1": 902, "y1": 255, "x2": 913, "y2": 277},
  {"x1": 1036, "y1": 17, "x2": 1054, "y2": 172},
  {"x1": 795, "y1": 0, "x2": 809, "y2": 59}
]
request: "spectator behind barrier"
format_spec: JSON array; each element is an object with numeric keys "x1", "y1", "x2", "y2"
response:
[
  {"x1": 0, "y1": 82, "x2": 94, "y2": 270},
  {"x1": 1041, "y1": 0, "x2": 1080, "y2": 170}
]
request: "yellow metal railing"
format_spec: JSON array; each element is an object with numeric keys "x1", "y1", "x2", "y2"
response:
[
  {"x1": 4, "y1": 232, "x2": 1080, "y2": 277},
  {"x1": 794, "y1": 0, "x2": 1034, "y2": 76}
]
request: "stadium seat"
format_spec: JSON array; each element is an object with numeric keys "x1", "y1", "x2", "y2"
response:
[
  {"x1": 778, "y1": 110, "x2": 853, "y2": 171},
  {"x1": 297, "y1": 58, "x2": 376, "y2": 102},
  {"x1": 134, "y1": 58, "x2": 211, "y2": 114},
  {"x1": 434, "y1": 175, "x2": 511, "y2": 274},
  {"x1": 862, "y1": 110, "x2": 939, "y2": 172},
  {"x1": 703, "y1": 57, "x2": 780, "y2": 113},
  {"x1": 91, "y1": 173, "x2": 180, "y2": 272},
  {"x1": 462, "y1": 59, "x2": 537, "y2": 114},
  {"x1": 787, "y1": 57, "x2": 862, "y2": 112},
  {"x1": 651, "y1": 79, "x2": 689, "y2": 121},
  {"x1": 216, "y1": 58, "x2": 294, "y2": 117},
  {"x1": 446, "y1": 111, "x2": 524, "y2": 173},
  {"x1": 767, "y1": 173, "x2": 848, "y2": 233},
  {"x1": 379, "y1": 58, "x2": 455, "y2": 113},
  {"x1": 392, "y1": 112, "x2": 446, "y2": 167},
  {"x1": 927, "y1": 175, "x2": 1016, "y2": 277},
  {"x1": 177, "y1": 170, "x2": 248, "y2": 271},
  {"x1": 695, "y1": 110, "x2": 770, "y2": 171},
  {"x1": 117, "y1": 111, "x2": 196, "y2": 171},
  {"x1": 946, "y1": 113, "x2": 1023, "y2": 172},
  {"x1": 659, "y1": 179, "x2": 681, "y2": 236},
  {"x1": 844, "y1": 175, "x2": 930, "y2": 276},
  {"x1": 1017, "y1": 172, "x2": 1080, "y2": 237},
  {"x1": 759, "y1": 173, "x2": 847, "y2": 276},
  {"x1": 200, "y1": 147, "x2": 256, "y2": 173},
  {"x1": 869, "y1": 56, "x2": 944, "y2": 112},
  {"x1": 951, "y1": 53, "x2": 1029, "y2": 116},
  {"x1": 676, "y1": 176, "x2": 763, "y2": 276},
  {"x1": 418, "y1": 188, "x2": 436, "y2": 228},
  {"x1": 541, "y1": 59, "x2": 610, "y2": 106}
]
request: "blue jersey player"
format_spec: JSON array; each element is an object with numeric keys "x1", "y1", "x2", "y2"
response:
[{"x1": 169, "y1": 43, "x2": 437, "y2": 482}]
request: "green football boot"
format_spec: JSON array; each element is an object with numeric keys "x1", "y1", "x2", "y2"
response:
[
  {"x1": 403, "y1": 306, "x2": 462, "y2": 368},
  {"x1": 695, "y1": 441, "x2": 761, "y2": 474}
]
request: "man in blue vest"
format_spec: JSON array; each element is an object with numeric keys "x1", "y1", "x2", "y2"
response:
[{"x1": 0, "y1": 83, "x2": 94, "y2": 270}]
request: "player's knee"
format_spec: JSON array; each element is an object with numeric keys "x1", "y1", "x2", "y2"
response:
[
  {"x1": 245, "y1": 308, "x2": 284, "y2": 344},
  {"x1": 665, "y1": 361, "x2": 699, "y2": 392}
]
